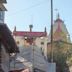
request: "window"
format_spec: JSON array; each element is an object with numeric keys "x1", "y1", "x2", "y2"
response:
[
  {"x1": 0, "y1": 11, "x2": 4, "y2": 20},
  {"x1": 41, "y1": 42, "x2": 44, "y2": 45},
  {"x1": 24, "y1": 37, "x2": 27, "y2": 40},
  {"x1": 16, "y1": 41, "x2": 19, "y2": 44}
]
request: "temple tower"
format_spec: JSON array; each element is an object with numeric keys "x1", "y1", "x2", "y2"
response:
[
  {"x1": 53, "y1": 13, "x2": 70, "y2": 42},
  {"x1": 48, "y1": 13, "x2": 70, "y2": 42}
]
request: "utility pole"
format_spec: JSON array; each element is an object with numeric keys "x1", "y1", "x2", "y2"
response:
[
  {"x1": 51, "y1": 0, "x2": 53, "y2": 62},
  {"x1": 32, "y1": 44, "x2": 34, "y2": 72},
  {"x1": 32, "y1": 38, "x2": 34, "y2": 72}
]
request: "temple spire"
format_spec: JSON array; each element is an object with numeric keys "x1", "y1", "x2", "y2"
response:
[
  {"x1": 29, "y1": 24, "x2": 33, "y2": 32},
  {"x1": 57, "y1": 13, "x2": 60, "y2": 19},
  {"x1": 44, "y1": 27, "x2": 47, "y2": 33},
  {"x1": 55, "y1": 9, "x2": 60, "y2": 19},
  {"x1": 14, "y1": 26, "x2": 16, "y2": 32}
]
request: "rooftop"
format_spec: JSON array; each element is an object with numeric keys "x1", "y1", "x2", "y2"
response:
[
  {"x1": 0, "y1": 0, "x2": 7, "y2": 3},
  {"x1": 13, "y1": 31, "x2": 47, "y2": 37},
  {"x1": 0, "y1": 24, "x2": 19, "y2": 53},
  {"x1": 0, "y1": 4, "x2": 7, "y2": 11}
]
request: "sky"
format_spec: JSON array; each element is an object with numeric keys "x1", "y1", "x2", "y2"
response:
[{"x1": 5, "y1": 0, "x2": 72, "y2": 41}]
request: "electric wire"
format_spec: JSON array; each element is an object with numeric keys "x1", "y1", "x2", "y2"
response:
[{"x1": 6, "y1": 0, "x2": 49, "y2": 17}]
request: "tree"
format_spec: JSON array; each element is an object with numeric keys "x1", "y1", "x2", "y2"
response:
[{"x1": 47, "y1": 41, "x2": 71, "y2": 72}]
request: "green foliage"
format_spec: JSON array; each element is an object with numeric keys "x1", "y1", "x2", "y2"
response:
[{"x1": 48, "y1": 41, "x2": 72, "y2": 72}]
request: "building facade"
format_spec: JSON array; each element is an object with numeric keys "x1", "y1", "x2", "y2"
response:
[
  {"x1": 0, "y1": 0, "x2": 19, "y2": 72},
  {"x1": 12, "y1": 13, "x2": 72, "y2": 72},
  {"x1": 12, "y1": 25, "x2": 50, "y2": 72},
  {"x1": 13, "y1": 25, "x2": 48, "y2": 58}
]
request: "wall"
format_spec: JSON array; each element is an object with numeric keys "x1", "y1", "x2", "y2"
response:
[
  {"x1": 1, "y1": 45, "x2": 10, "y2": 72},
  {"x1": 14, "y1": 35, "x2": 49, "y2": 59}
]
